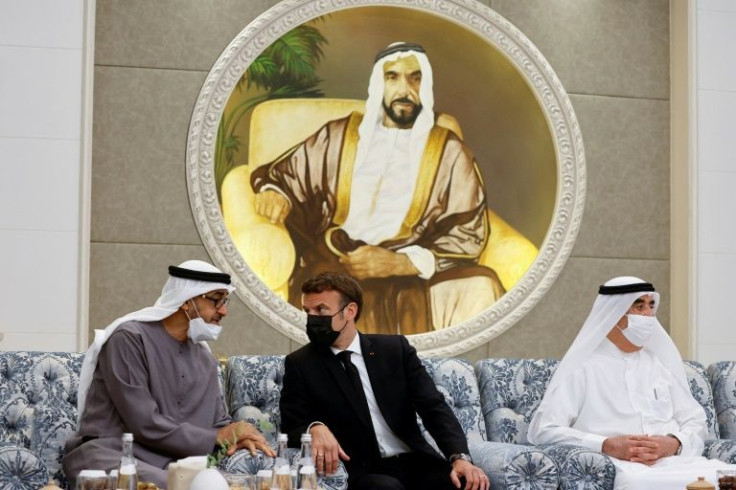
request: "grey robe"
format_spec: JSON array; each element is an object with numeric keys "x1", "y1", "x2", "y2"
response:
[{"x1": 63, "y1": 321, "x2": 230, "y2": 488}]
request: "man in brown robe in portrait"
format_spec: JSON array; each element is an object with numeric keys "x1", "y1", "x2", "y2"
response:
[
  {"x1": 63, "y1": 261, "x2": 274, "y2": 488},
  {"x1": 251, "y1": 42, "x2": 503, "y2": 334}
]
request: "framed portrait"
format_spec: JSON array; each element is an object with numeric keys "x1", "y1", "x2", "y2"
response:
[{"x1": 186, "y1": 0, "x2": 586, "y2": 355}]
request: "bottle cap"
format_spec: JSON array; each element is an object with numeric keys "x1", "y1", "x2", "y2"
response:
[
  {"x1": 277, "y1": 433, "x2": 288, "y2": 442},
  {"x1": 301, "y1": 433, "x2": 312, "y2": 442},
  {"x1": 122, "y1": 433, "x2": 133, "y2": 441}
]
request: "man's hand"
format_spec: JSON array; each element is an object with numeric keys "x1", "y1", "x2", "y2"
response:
[
  {"x1": 602, "y1": 435, "x2": 679, "y2": 465},
  {"x1": 339, "y1": 245, "x2": 419, "y2": 279},
  {"x1": 254, "y1": 190, "x2": 291, "y2": 224},
  {"x1": 309, "y1": 424, "x2": 349, "y2": 476},
  {"x1": 216, "y1": 421, "x2": 275, "y2": 457},
  {"x1": 450, "y1": 459, "x2": 490, "y2": 490}
]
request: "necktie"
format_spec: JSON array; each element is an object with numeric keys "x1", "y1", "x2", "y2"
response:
[{"x1": 336, "y1": 350, "x2": 371, "y2": 415}]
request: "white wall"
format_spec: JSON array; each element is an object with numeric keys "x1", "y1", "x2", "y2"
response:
[
  {"x1": 0, "y1": 0, "x2": 90, "y2": 351},
  {"x1": 695, "y1": 0, "x2": 736, "y2": 365}
]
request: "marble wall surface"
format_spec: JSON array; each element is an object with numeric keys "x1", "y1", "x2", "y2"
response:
[{"x1": 90, "y1": 0, "x2": 670, "y2": 362}]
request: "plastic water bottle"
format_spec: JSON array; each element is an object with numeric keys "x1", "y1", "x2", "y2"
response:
[
  {"x1": 116, "y1": 433, "x2": 138, "y2": 490},
  {"x1": 296, "y1": 433, "x2": 317, "y2": 490},
  {"x1": 271, "y1": 433, "x2": 292, "y2": 490}
]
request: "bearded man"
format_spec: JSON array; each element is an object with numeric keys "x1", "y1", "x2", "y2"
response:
[
  {"x1": 528, "y1": 276, "x2": 736, "y2": 489},
  {"x1": 251, "y1": 42, "x2": 503, "y2": 335},
  {"x1": 63, "y1": 260, "x2": 274, "y2": 488}
]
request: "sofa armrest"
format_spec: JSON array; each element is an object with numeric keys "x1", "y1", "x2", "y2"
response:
[
  {"x1": 0, "y1": 442, "x2": 50, "y2": 489},
  {"x1": 469, "y1": 441, "x2": 559, "y2": 490},
  {"x1": 704, "y1": 439, "x2": 736, "y2": 463},
  {"x1": 538, "y1": 443, "x2": 615, "y2": 490},
  {"x1": 220, "y1": 448, "x2": 348, "y2": 490}
]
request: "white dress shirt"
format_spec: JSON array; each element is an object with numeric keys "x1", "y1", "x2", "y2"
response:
[{"x1": 331, "y1": 335, "x2": 411, "y2": 457}]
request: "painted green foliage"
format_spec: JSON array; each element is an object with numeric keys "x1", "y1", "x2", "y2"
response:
[{"x1": 214, "y1": 22, "x2": 328, "y2": 195}]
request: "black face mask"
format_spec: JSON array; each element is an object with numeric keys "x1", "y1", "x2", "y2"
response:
[{"x1": 306, "y1": 304, "x2": 348, "y2": 348}]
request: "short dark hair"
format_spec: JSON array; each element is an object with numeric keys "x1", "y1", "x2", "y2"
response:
[{"x1": 301, "y1": 272, "x2": 363, "y2": 321}]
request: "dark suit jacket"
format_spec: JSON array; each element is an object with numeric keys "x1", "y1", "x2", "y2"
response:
[{"x1": 280, "y1": 333, "x2": 470, "y2": 476}]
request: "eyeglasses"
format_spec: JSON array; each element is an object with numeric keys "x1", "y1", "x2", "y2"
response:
[{"x1": 201, "y1": 294, "x2": 230, "y2": 309}]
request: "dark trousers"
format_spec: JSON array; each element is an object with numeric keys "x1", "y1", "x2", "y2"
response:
[{"x1": 348, "y1": 452, "x2": 462, "y2": 490}]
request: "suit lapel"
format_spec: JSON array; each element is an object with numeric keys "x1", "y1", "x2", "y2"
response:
[{"x1": 361, "y1": 335, "x2": 393, "y2": 426}]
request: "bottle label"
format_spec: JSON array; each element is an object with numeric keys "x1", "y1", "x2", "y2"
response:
[{"x1": 119, "y1": 464, "x2": 136, "y2": 475}]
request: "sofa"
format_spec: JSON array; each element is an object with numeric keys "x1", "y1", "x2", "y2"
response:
[
  {"x1": 3, "y1": 351, "x2": 736, "y2": 490},
  {"x1": 0, "y1": 351, "x2": 560, "y2": 490},
  {"x1": 476, "y1": 358, "x2": 736, "y2": 489}
]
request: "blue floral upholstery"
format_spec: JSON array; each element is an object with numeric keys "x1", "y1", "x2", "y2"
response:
[
  {"x1": 0, "y1": 441, "x2": 48, "y2": 490},
  {"x1": 0, "y1": 352, "x2": 83, "y2": 488},
  {"x1": 477, "y1": 358, "x2": 728, "y2": 490},
  {"x1": 475, "y1": 358, "x2": 558, "y2": 444},
  {"x1": 708, "y1": 361, "x2": 736, "y2": 439},
  {"x1": 685, "y1": 360, "x2": 719, "y2": 438},
  {"x1": 421, "y1": 357, "x2": 559, "y2": 489},
  {"x1": 419, "y1": 357, "x2": 486, "y2": 445}
]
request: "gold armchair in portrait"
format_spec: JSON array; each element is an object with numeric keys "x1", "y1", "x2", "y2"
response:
[{"x1": 220, "y1": 98, "x2": 538, "y2": 332}]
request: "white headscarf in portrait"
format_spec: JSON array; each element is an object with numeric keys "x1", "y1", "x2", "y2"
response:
[
  {"x1": 354, "y1": 42, "x2": 435, "y2": 178},
  {"x1": 532, "y1": 276, "x2": 689, "y2": 424},
  {"x1": 76, "y1": 260, "x2": 235, "y2": 422}
]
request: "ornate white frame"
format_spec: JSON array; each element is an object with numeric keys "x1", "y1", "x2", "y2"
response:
[{"x1": 186, "y1": 0, "x2": 586, "y2": 356}]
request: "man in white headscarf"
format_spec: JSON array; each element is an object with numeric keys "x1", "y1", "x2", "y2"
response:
[
  {"x1": 528, "y1": 276, "x2": 735, "y2": 489},
  {"x1": 63, "y1": 260, "x2": 275, "y2": 488},
  {"x1": 251, "y1": 42, "x2": 503, "y2": 335}
]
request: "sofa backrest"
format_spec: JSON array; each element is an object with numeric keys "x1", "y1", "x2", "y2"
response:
[
  {"x1": 224, "y1": 355, "x2": 487, "y2": 449},
  {"x1": 225, "y1": 355, "x2": 285, "y2": 446},
  {"x1": 475, "y1": 358, "x2": 718, "y2": 445},
  {"x1": 708, "y1": 361, "x2": 736, "y2": 439},
  {"x1": 0, "y1": 351, "x2": 84, "y2": 484}
]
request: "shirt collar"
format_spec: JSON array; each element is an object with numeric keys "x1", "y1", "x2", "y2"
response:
[{"x1": 330, "y1": 333, "x2": 362, "y2": 357}]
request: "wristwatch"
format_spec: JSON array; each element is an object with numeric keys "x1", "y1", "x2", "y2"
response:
[{"x1": 449, "y1": 453, "x2": 473, "y2": 465}]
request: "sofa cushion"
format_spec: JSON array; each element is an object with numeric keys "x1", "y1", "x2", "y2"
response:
[
  {"x1": 419, "y1": 357, "x2": 486, "y2": 446},
  {"x1": 0, "y1": 441, "x2": 49, "y2": 490},
  {"x1": 225, "y1": 355, "x2": 285, "y2": 445},
  {"x1": 0, "y1": 351, "x2": 82, "y2": 485},
  {"x1": 685, "y1": 360, "x2": 719, "y2": 439},
  {"x1": 475, "y1": 359, "x2": 559, "y2": 444},
  {"x1": 709, "y1": 361, "x2": 736, "y2": 439}
]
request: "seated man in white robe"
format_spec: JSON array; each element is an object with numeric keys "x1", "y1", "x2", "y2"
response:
[
  {"x1": 528, "y1": 276, "x2": 735, "y2": 489},
  {"x1": 63, "y1": 260, "x2": 275, "y2": 488}
]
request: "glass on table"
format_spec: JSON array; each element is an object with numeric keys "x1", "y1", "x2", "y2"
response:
[
  {"x1": 220, "y1": 472, "x2": 255, "y2": 490},
  {"x1": 718, "y1": 469, "x2": 736, "y2": 490},
  {"x1": 76, "y1": 470, "x2": 109, "y2": 490},
  {"x1": 255, "y1": 470, "x2": 273, "y2": 490}
]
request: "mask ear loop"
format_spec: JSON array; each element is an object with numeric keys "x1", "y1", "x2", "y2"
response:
[{"x1": 183, "y1": 299, "x2": 200, "y2": 321}]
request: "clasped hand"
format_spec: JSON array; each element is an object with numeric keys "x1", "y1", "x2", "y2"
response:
[
  {"x1": 602, "y1": 435, "x2": 680, "y2": 465},
  {"x1": 216, "y1": 421, "x2": 275, "y2": 457}
]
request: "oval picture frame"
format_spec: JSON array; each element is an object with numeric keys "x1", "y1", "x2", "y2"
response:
[{"x1": 186, "y1": 0, "x2": 586, "y2": 356}]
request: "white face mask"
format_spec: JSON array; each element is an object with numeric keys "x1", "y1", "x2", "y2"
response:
[
  {"x1": 185, "y1": 301, "x2": 222, "y2": 342},
  {"x1": 618, "y1": 314, "x2": 657, "y2": 347}
]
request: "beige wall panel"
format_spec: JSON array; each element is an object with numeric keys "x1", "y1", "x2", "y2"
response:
[
  {"x1": 95, "y1": 0, "x2": 282, "y2": 70},
  {"x1": 487, "y1": 257, "x2": 670, "y2": 359},
  {"x1": 569, "y1": 95, "x2": 670, "y2": 259},
  {"x1": 91, "y1": 66, "x2": 205, "y2": 244},
  {"x1": 90, "y1": 242, "x2": 291, "y2": 355},
  {"x1": 491, "y1": 0, "x2": 669, "y2": 99}
]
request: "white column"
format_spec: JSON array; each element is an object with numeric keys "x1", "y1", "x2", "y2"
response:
[
  {"x1": 0, "y1": 0, "x2": 93, "y2": 351},
  {"x1": 694, "y1": 0, "x2": 736, "y2": 364}
]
